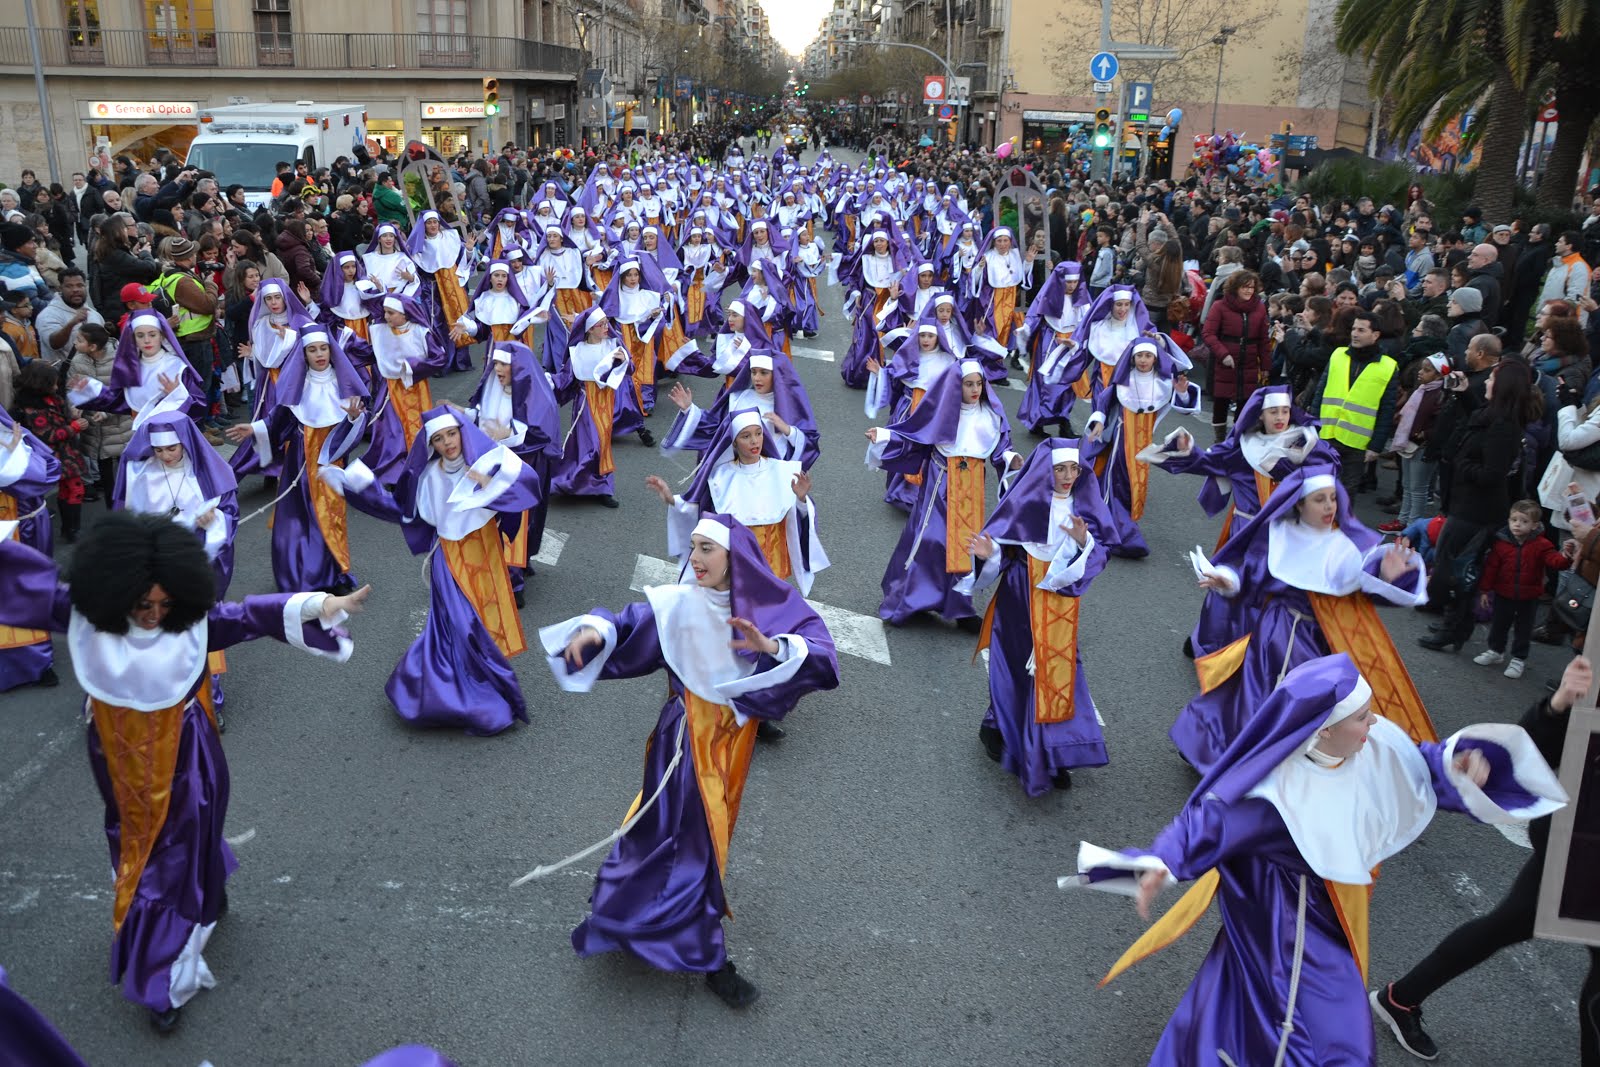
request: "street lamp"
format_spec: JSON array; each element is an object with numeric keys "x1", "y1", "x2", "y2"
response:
[{"x1": 1210, "y1": 26, "x2": 1235, "y2": 136}]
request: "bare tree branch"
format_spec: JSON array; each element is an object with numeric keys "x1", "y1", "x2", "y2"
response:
[{"x1": 1050, "y1": 0, "x2": 1276, "y2": 103}]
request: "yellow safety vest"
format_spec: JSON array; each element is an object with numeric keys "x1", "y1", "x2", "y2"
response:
[
  {"x1": 1318, "y1": 347, "x2": 1397, "y2": 449},
  {"x1": 152, "y1": 271, "x2": 213, "y2": 338}
]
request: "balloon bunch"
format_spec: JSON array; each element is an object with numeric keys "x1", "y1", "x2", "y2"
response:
[
  {"x1": 995, "y1": 134, "x2": 1019, "y2": 160},
  {"x1": 1189, "y1": 125, "x2": 1279, "y2": 181}
]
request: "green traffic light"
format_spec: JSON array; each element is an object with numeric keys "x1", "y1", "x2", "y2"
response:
[
  {"x1": 485, "y1": 103, "x2": 500, "y2": 116},
  {"x1": 1093, "y1": 132, "x2": 1110, "y2": 148}
]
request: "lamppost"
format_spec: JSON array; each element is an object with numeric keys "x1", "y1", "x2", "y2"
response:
[{"x1": 1209, "y1": 25, "x2": 1235, "y2": 136}]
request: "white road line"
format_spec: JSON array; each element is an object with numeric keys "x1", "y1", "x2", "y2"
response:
[
  {"x1": 0, "y1": 725, "x2": 78, "y2": 814},
  {"x1": 629, "y1": 553, "x2": 892, "y2": 665},
  {"x1": 1495, "y1": 822, "x2": 1532, "y2": 849},
  {"x1": 530, "y1": 529, "x2": 568, "y2": 567},
  {"x1": 1003, "y1": 378, "x2": 1027, "y2": 392},
  {"x1": 790, "y1": 346, "x2": 836, "y2": 362}
]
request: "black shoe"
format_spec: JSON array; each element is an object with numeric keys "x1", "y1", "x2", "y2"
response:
[
  {"x1": 1030, "y1": 422, "x2": 1048, "y2": 437},
  {"x1": 705, "y1": 962, "x2": 760, "y2": 1009},
  {"x1": 261, "y1": 476, "x2": 278, "y2": 492},
  {"x1": 1531, "y1": 624, "x2": 1566, "y2": 646},
  {"x1": 514, "y1": 588, "x2": 526, "y2": 609},
  {"x1": 1417, "y1": 633, "x2": 1464, "y2": 653},
  {"x1": 1008, "y1": 354, "x2": 1024, "y2": 371},
  {"x1": 81, "y1": 487, "x2": 101, "y2": 503},
  {"x1": 34, "y1": 667, "x2": 60, "y2": 688},
  {"x1": 1051, "y1": 769, "x2": 1073, "y2": 790},
  {"x1": 329, "y1": 575, "x2": 357, "y2": 596},
  {"x1": 1376, "y1": 495, "x2": 1399, "y2": 507},
  {"x1": 598, "y1": 495, "x2": 620, "y2": 509},
  {"x1": 149, "y1": 1006, "x2": 181, "y2": 1034},
  {"x1": 979, "y1": 724, "x2": 1004, "y2": 762},
  {"x1": 955, "y1": 615, "x2": 982, "y2": 634},
  {"x1": 637, "y1": 428, "x2": 656, "y2": 447},
  {"x1": 756, "y1": 719, "x2": 786, "y2": 741},
  {"x1": 218, "y1": 888, "x2": 229, "y2": 919},
  {"x1": 1369, "y1": 985, "x2": 1439, "y2": 1060},
  {"x1": 1182, "y1": 635, "x2": 1195, "y2": 659}
]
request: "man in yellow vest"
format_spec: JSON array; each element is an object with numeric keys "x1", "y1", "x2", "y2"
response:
[
  {"x1": 1310, "y1": 309, "x2": 1401, "y2": 494},
  {"x1": 151, "y1": 237, "x2": 222, "y2": 440}
]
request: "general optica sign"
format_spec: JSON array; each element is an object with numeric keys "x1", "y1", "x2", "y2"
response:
[
  {"x1": 83, "y1": 101, "x2": 199, "y2": 121},
  {"x1": 421, "y1": 102, "x2": 488, "y2": 120}
]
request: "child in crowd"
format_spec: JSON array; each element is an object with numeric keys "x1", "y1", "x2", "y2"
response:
[
  {"x1": 116, "y1": 283, "x2": 157, "y2": 335},
  {"x1": 1473, "y1": 499, "x2": 1570, "y2": 679},
  {"x1": 66, "y1": 323, "x2": 125, "y2": 505},
  {"x1": 9, "y1": 358, "x2": 87, "y2": 542},
  {"x1": 1380, "y1": 353, "x2": 1448, "y2": 533}
]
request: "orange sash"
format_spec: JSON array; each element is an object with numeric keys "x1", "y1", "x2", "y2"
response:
[
  {"x1": 303, "y1": 424, "x2": 351, "y2": 572},
  {"x1": 1214, "y1": 470, "x2": 1279, "y2": 552},
  {"x1": 555, "y1": 288, "x2": 593, "y2": 324},
  {"x1": 386, "y1": 377, "x2": 433, "y2": 448},
  {"x1": 440, "y1": 521, "x2": 526, "y2": 659},
  {"x1": 0, "y1": 494, "x2": 47, "y2": 650},
  {"x1": 91, "y1": 687, "x2": 215, "y2": 931},
  {"x1": 749, "y1": 521, "x2": 793, "y2": 580},
  {"x1": 1308, "y1": 591, "x2": 1438, "y2": 744},
  {"x1": 1122, "y1": 410, "x2": 1157, "y2": 520},
  {"x1": 686, "y1": 279, "x2": 706, "y2": 325},
  {"x1": 583, "y1": 381, "x2": 616, "y2": 476},
  {"x1": 491, "y1": 322, "x2": 535, "y2": 349},
  {"x1": 1028, "y1": 554, "x2": 1081, "y2": 722},
  {"x1": 623, "y1": 322, "x2": 654, "y2": 408},
  {"x1": 945, "y1": 456, "x2": 987, "y2": 574},
  {"x1": 1073, "y1": 360, "x2": 1115, "y2": 402},
  {"x1": 904, "y1": 388, "x2": 927, "y2": 487},
  {"x1": 991, "y1": 285, "x2": 1021, "y2": 347},
  {"x1": 342, "y1": 316, "x2": 371, "y2": 343},
  {"x1": 434, "y1": 268, "x2": 472, "y2": 347},
  {"x1": 591, "y1": 267, "x2": 614, "y2": 293},
  {"x1": 685, "y1": 691, "x2": 758, "y2": 882},
  {"x1": 502, "y1": 510, "x2": 529, "y2": 569}
]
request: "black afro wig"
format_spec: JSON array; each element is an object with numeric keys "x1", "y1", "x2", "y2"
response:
[{"x1": 68, "y1": 511, "x2": 216, "y2": 634}]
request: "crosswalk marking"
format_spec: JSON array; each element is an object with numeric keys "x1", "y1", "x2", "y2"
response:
[
  {"x1": 790, "y1": 346, "x2": 836, "y2": 362},
  {"x1": 629, "y1": 553, "x2": 892, "y2": 665},
  {"x1": 530, "y1": 529, "x2": 567, "y2": 567}
]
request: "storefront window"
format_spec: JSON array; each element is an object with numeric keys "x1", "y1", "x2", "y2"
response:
[
  {"x1": 368, "y1": 121, "x2": 404, "y2": 155},
  {"x1": 420, "y1": 127, "x2": 471, "y2": 156}
]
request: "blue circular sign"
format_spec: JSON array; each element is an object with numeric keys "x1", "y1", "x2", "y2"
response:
[
  {"x1": 1089, "y1": 51, "x2": 1120, "y2": 82},
  {"x1": 937, "y1": 104, "x2": 955, "y2": 120}
]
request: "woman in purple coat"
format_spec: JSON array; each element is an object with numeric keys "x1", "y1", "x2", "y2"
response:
[
  {"x1": 0, "y1": 411, "x2": 60, "y2": 690},
  {"x1": 0, "y1": 513, "x2": 367, "y2": 1033},
  {"x1": 1070, "y1": 652, "x2": 1565, "y2": 1066},
  {"x1": 963, "y1": 439, "x2": 1113, "y2": 794},
  {"x1": 537, "y1": 514, "x2": 839, "y2": 1008},
  {"x1": 320, "y1": 408, "x2": 543, "y2": 735},
  {"x1": 867, "y1": 360, "x2": 1022, "y2": 629}
]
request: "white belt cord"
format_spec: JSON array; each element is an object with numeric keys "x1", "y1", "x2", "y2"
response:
[
  {"x1": 1275, "y1": 874, "x2": 1310, "y2": 1067},
  {"x1": 904, "y1": 461, "x2": 947, "y2": 567},
  {"x1": 236, "y1": 461, "x2": 305, "y2": 527},
  {"x1": 510, "y1": 715, "x2": 687, "y2": 887},
  {"x1": 1277, "y1": 607, "x2": 1311, "y2": 684}
]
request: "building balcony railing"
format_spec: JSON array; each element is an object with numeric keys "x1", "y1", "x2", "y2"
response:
[{"x1": 0, "y1": 26, "x2": 585, "y2": 76}]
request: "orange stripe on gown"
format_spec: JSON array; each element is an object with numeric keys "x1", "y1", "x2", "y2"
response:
[
  {"x1": 945, "y1": 456, "x2": 987, "y2": 574},
  {"x1": 591, "y1": 267, "x2": 614, "y2": 293},
  {"x1": 748, "y1": 521, "x2": 793, "y2": 581},
  {"x1": 903, "y1": 388, "x2": 927, "y2": 487},
  {"x1": 1212, "y1": 471, "x2": 1278, "y2": 553},
  {"x1": 91, "y1": 686, "x2": 216, "y2": 932},
  {"x1": 1121, "y1": 409, "x2": 1157, "y2": 521},
  {"x1": 1308, "y1": 590, "x2": 1438, "y2": 744},
  {"x1": 434, "y1": 268, "x2": 472, "y2": 348},
  {"x1": 439, "y1": 521, "x2": 527, "y2": 659},
  {"x1": 386, "y1": 377, "x2": 433, "y2": 448},
  {"x1": 490, "y1": 322, "x2": 536, "y2": 349},
  {"x1": 657, "y1": 313, "x2": 691, "y2": 365},
  {"x1": 990, "y1": 284, "x2": 1021, "y2": 347},
  {"x1": 342, "y1": 316, "x2": 371, "y2": 343},
  {"x1": 1073, "y1": 360, "x2": 1115, "y2": 402},
  {"x1": 502, "y1": 510, "x2": 529, "y2": 569},
  {"x1": 686, "y1": 278, "x2": 706, "y2": 326},
  {"x1": 685, "y1": 691, "x2": 758, "y2": 882},
  {"x1": 622, "y1": 322, "x2": 654, "y2": 408},
  {"x1": 0, "y1": 493, "x2": 48, "y2": 650},
  {"x1": 583, "y1": 381, "x2": 616, "y2": 475},
  {"x1": 1194, "y1": 633, "x2": 1252, "y2": 694},
  {"x1": 1027, "y1": 554, "x2": 1080, "y2": 723},
  {"x1": 1030, "y1": 330, "x2": 1074, "y2": 381},
  {"x1": 555, "y1": 288, "x2": 593, "y2": 324},
  {"x1": 303, "y1": 423, "x2": 351, "y2": 572}
]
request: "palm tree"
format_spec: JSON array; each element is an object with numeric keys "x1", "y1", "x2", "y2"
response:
[{"x1": 1535, "y1": 2, "x2": 1600, "y2": 211}]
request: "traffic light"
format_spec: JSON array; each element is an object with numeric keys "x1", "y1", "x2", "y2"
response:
[
  {"x1": 1093, "y1": 108, "x2": 1112, "y2": 149},
  {"x1": 482, "y1": 76, "x2": 501, "y2": 117}
]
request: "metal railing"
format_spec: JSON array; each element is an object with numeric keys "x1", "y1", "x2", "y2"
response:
[{"x1": 0, "y1": 27, "x2": 584, "y2": 75}]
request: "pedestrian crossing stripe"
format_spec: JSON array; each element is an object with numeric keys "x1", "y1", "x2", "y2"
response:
[{"x1": 790, "y1": 346, "x2": 836, "y2": 362}]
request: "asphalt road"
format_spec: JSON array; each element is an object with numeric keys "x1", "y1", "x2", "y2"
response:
[{"x1": 0, "y1": 150, "x2": 1586, "y2": 1065}]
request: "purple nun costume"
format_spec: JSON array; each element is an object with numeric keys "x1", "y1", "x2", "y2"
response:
[
  {"x1": 321, "y1": 408, "x2": 543, "y2": 735},
  {"x1": 868, "y1": 360, "x2": 1021, "y2": 626},
  {"x1": 1070, "y1": 652, "x2": 1566, "y2": 1067},
  {"x1": 362, "y1": 294, "x2": 451, "y2": 486},
  {"x1": 1080, "y1": 334, "x2": 1202, "y2": 559},
  {"x1": 406, "y1": 210, "x2": 473, "y2": 373},
  {"x1": 961, "y1": 439, "x2": 1114, "y2": 794},
  {"x1": 318, "y1": 250, "x2": 381, "y2": 372},
  {"x1": 0, "y1": 964, "x2": 90, "y2": 1066},
  {"x1": 875, "y1": 321, "x2": 963, "y2": 512},
  {"x1": 67, "y1": 311, "x2": 205, "y2": 424},
  {"x1": 0, "y1": 517, "x2": 353, "y2": 1022},
  {"x1": 538, "y1": 514, "x2": 839, "y2": 975},
  {"x1": 551, "y1": 307, "x2": 646, "y2": 500},
  {"x1": 1017, "y1": 261, "x2": 1093, "y2": 434},
  {"x1": 241, "y1": 326, "x2": 369, "y2": 592},
  {"x1": 227, "y1": 279, "x2": 316, "y2": 481},
  {"x1": 1173, "y1": 465, "x2": 1428, "y2": 773},
  {"x1": 662, "y1": 350, "x2": 819, "y2": 469},
  {"x1": 0, "y1": 408, "x2": 60, "y2": 690},
  {"x1": 115, "y1": 412, "x2": 241, "y2": 594},
  {"x1": 464, "y1": 340, "x2": 562, "y2": 597},
  {"x1": 1067, "y1": 284, "x2": 1154, "y2": 405}
]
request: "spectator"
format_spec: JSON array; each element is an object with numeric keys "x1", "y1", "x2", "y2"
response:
[
  {"x1": 1469, "y1": 499, "x2": 1569, "y2": 677},
  {"x1": 1202, "y1": 269, "x2": 1271, "y2": 441},
  {"x1": 1200, "y1": 245, "x2": 1245, "y2": 323},
  {"x1": 274, "y1": 217, "x2": 323, "y2": 294},
  {"x1": 1445, "y1": 286, "x2": 1488, "y2": 362},
  {"x1": 34, "y1": 267, "x2": 103, "y2": 365},
  {"x1": 1310, "y1": 308, "x2": 1401, "y2": 494},
  {"x1": 0, "y1": 222, "x2": 50, "y2": 310},
  {"x1": 90, "y1": 215, "x2": 160, "y2": 323},
  {"x1": 0, "y1": 293, "x2": 39, "y2": 362},
  {"x1": 66, "y1": 322, "x2": 130, "y2": 505},
  {"x1": 1459, "y1": 205, "x2": 1489, "y2": 245},
  {"x1": 8, "y1": 358, "x2": 87, "y2": 543},
  {"x1": 66, "y1": 172, "x2": 106, "y2": 248},
  {"x1": 1464, "y1": 243, "x2": 1504, "y2": 326},
  {"x1": 1381, "y1": 352, "x2": 1449, "y2": 533},
  {"x1": 373, "y1": 172, "x2": 409, "y2": 225},
  {"x1": 1540, "y1": 230, "x2": 1592, "y2": 323}
]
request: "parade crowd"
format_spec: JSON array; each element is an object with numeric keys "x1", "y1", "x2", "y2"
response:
[{"x1": 3, "y1": 116, "x2": 1600, "y2": 1064}]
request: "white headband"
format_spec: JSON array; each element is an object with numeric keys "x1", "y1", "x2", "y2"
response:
[
  {"x1": 1132, "y1": 341, "x2": 1158, "y2": 356},
  {"x1": 728, "y1": 300, "x2": 746, "y2": 316},
  {"x1": 424, "y1": 412, "x2": 460, "y2": 440},
  {"x1": 149, "y1": 429, "x2": 180, "y2": 447},
  {"x1": 1299, "y1": 473, "x2": 1337, "y2": 498},
  {"x1": 692, "y1": 517, "x2": 730, "y2": 549},
  {"x1": 1426, "y1": 354, "x2": 1450, "y2": 374},
  {"x1": 917, "y1": 323, "x2": 938, "y2": 334},
  {"x1": 382, "y1": 296, "x2": 404, "y2": 313},
  {"x1": 300, "y1": 329, "x2": 330, "y2": 347},
  {"x1": 488, "y1": 263, "x2": 509, "y2": 275},
  {"x1": 1311, "y1": 675, "x2": 1374, "y2": 750},
  {"x1": 1260, "y1": 388, "x2": 1291, "y2": 408},
  {"x1": 934, "y1": 294, "x2": 955, "y2": 307},
  {"x1": 731, "y1": 410, "x2": 763, "y2": 434},
  {"x1": 960, "y1": 359, "x2": 982, "y2": 378},
  {"x1": 492, "y1": 348, "x2": 513, "y2": 365},
  {"x1": 1051, "y1": 446, "x2": 1079, "y2": 466},
  {"x1": 748, "y1": 354, "x2": 774, "y2": 370}
]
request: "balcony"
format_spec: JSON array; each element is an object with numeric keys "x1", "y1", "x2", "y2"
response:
[{"x1": 0, "y1": 27, "x2": 585, "y2": 77}]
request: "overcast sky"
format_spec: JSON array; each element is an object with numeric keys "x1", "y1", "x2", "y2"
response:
[{"x1": 760, "y1": 0, "x2": 827, "y2": 59}]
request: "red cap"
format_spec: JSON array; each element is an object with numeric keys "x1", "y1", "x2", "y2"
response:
[{"x1": 120, "y1": 283, "x2": 155, "y2": 304}]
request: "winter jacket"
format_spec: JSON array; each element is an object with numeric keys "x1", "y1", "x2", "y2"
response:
[
  {"x1": 68, "y1": 348, "x2": 132, "y2": 460},
  {"x1": 1202, "y1": 292, "x2": 1271, "y2": 399},
  {"x1": 92, "y1": 244, "x2": 161, "y2": 321},
  {"x1": 1281, "y1": 325, "x2": 1333, "y2": 399},
  {"x1": 1466, "y1": 262, "x2": 1505, "y2": 327},
  {"x1": 275, "y1": 229, "x2": 322, "y2": 293},
  {"x1": 1444, "y1": 408, "x2": 1523, "y2": 525},
  {"x1": 0, "y1": 249, "x2": 50, "y2": 307},
  {"x1": 1480, "y1": 527, "x2": 1568, "y2": 601},
  {"x1": 1445, "y1": 314, "x2": 1487, "y2": 362},
  {"x1": 373, "y1": 183, "x2": 409, "y2": 225}
]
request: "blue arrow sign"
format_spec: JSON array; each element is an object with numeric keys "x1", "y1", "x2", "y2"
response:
[{"x1": 1090, "y1": 51, "x2": 1119, "y2": 82}]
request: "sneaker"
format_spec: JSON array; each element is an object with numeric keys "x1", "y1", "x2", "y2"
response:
[
  {"x1": 1473, "y1": 649, "x2": 1504, "y2": 666},
  {"x1": 1377, "y1": 520, "x2": 1405, "y2": 533},
  {"x1": 1369, "y1": 985, "x2": 1439, "y2": 1060},
  {"x1": 1504, "y1": 658, "x2": 1526, "y2": 679}
]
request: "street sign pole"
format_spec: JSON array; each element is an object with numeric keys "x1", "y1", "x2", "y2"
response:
[{"x1": 1092, "y1": 0, "x2": 1113, "y2": 181}]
